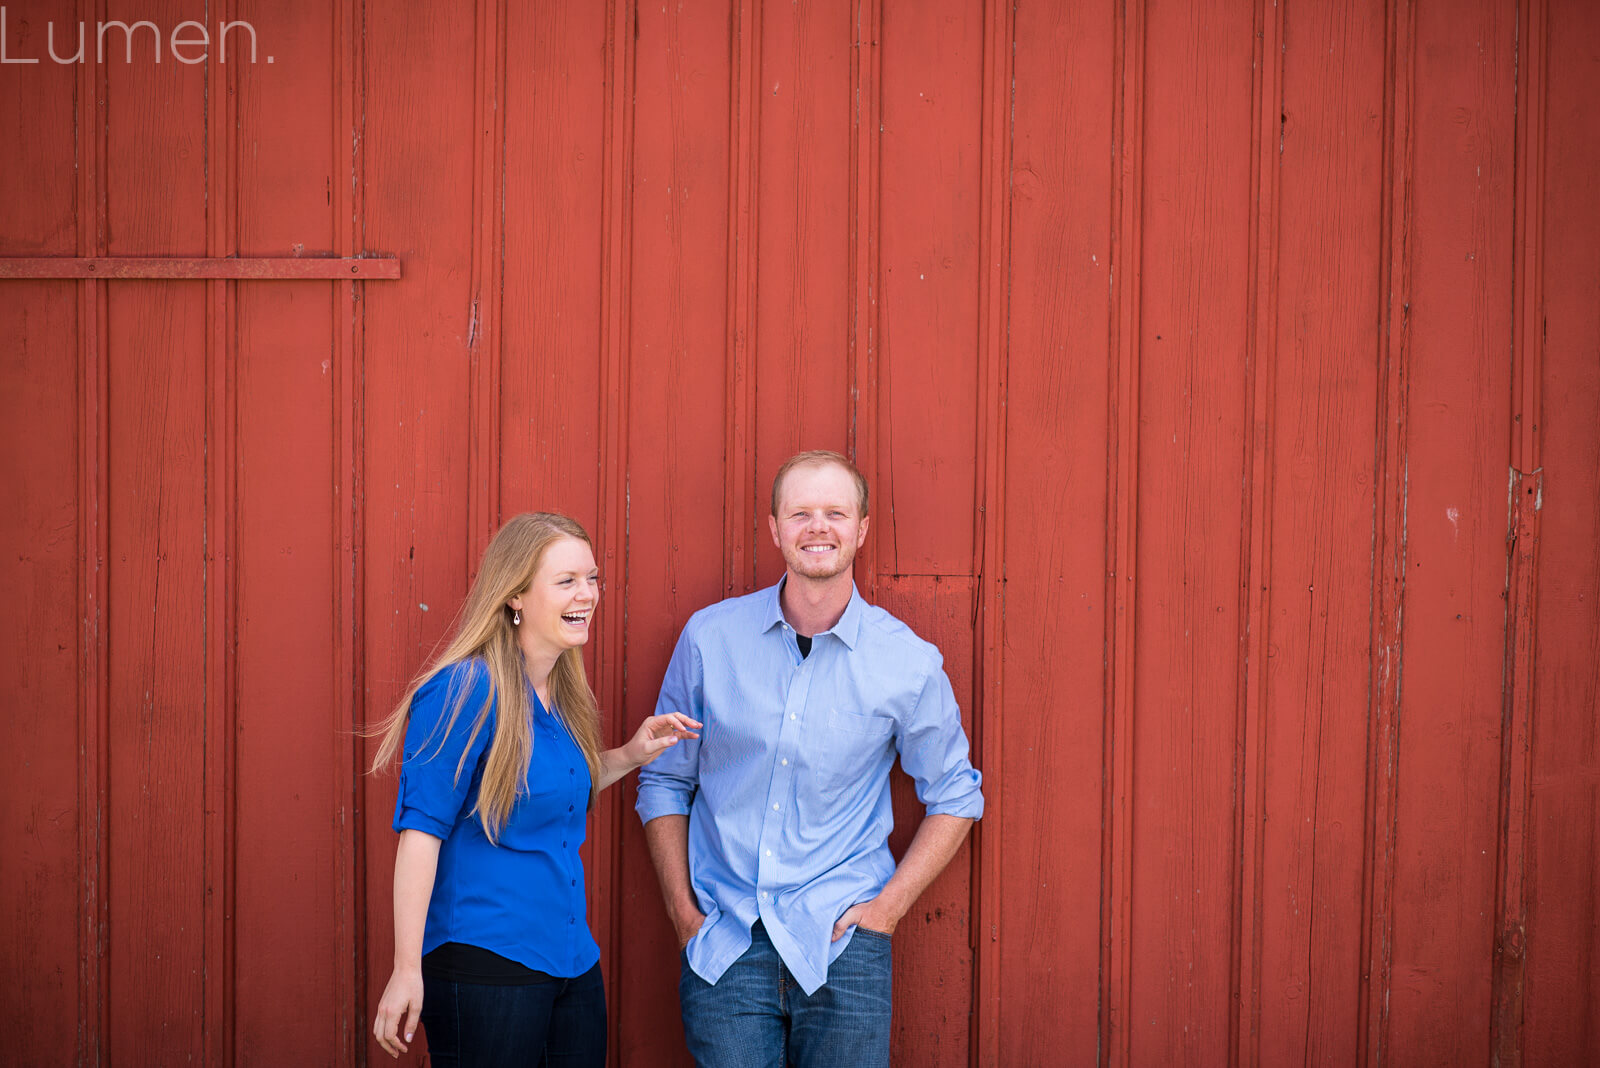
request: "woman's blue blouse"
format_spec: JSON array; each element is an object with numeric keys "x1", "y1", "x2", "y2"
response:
[{"x1": 392, "y1": 659, "x2": 599, "y2": 978}]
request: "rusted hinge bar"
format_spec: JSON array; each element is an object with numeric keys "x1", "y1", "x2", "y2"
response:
[{"x1": 0, "y1": 257, "x2": 401, "y2": 280}]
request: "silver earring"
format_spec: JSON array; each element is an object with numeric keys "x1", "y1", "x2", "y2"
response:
[{"x1": 512, "y1": 609, "x2": 521, "y2": 626}]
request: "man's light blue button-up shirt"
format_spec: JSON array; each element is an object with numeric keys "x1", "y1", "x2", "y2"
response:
[{"x1": 635, "y1": 579, "x2": 984, "y2": 995}]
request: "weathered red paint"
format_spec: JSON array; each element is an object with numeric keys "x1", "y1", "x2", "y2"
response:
[
  {"x1": 3, "y1": 1, "x2": 1598, "y2": 1065},
  {"x1": 0, "y1": 257, "x2": 400, "y2": 278}
]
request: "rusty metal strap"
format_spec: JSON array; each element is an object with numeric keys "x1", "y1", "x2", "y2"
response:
[{"x1": 0, "y1": 257, "x2": 401, "y2": 280}]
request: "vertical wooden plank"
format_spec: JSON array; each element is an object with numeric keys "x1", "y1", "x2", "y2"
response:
[
  {"x1": 877, "y1": 575, "x2": 977, "y2": 1068},
  {"x1": 1001, "y1": 0, "x2": 1113, "y2": 1062},
  {"x1": 847, "y1": 0, "x2": 882, "y2": 598},
  {"x1": 102, "y1": 0, "x2": 210, "y2": 1058},
  {"x1": 1386, "y1": 0, "x2": 1516, "y2": 1060},
  {"x1": 970, "y1": 0, "x2": 1014, "y2": 1056},
  {"x1": 1128, "y1": 0, "x2": 1254, "y2": 1062},
  {"x1": 228, "y1": 1, "x2": 350, "y2": 1062},
  {"x1": 753, "y1": 0, "x2": 851, "y2": 589},
  {"x1": 592, "y1": 0, "x2": 633, "y2": 1059},
  {"x1": 615, "y1": 0, "x2": 729, "y2": 1062},
  {"x1": 466, "y1": 0, "x2": 506, "y2": 561},
  {"x1": 1103, "y1": 0, "x2": 1144, "y2": 1058},
  {"x1": 1231, "y1": 0, "x2": 1283, "y2": 1059},
  {"x1": 333, "y1": 0, "x2": 367, "y2": 1059},
  {"x1": 202, "y1": 0, "x2": 239, "y2": 1062},
  {"x1": 1490, "y1": 0, "x2": 1547, "y2": 1061},
  {"x1": 77, "y1": 0, "x2": 112, "y2": 1059},
  {"x1": 1523, "y1": 0, "x2": 1600, "y2": 1060},
  {"x1": 0, "y1": 3, "x2": 83, "y2": 1059},
  {"x1": 723, "y1": 0, "x2": 760, "y2": 599},
  {"x1": 1359, "y1": 0, "x2": 1415, "y2": 1061},
  {"x1": 360, "y1": 1, "x2": 478, "y2": 1063},
  {"x1": 498, "y1": 0, "x2": 606, "y2": 522},
  {"x1": 875, "y1": 0, "x2": 982, "y2": 578},
  {"x1": 595, "y1": 0, "x2": 636, "y2": 1061},
  {"x1": 1254, "y1": 3, "x2": 1388, "y2": 1066}
]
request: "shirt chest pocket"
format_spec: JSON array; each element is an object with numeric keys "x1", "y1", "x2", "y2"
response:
[{"x1": 814, "y1": 707, "x2": 896, "y2": 796}]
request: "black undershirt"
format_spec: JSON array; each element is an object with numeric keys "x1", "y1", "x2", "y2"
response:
[
  {"x1": 796, "y1": 634, "x2": 813, "y2": 658},
  {"x1": 422, "y1": 941, "x2": 553, "y2": 985}
]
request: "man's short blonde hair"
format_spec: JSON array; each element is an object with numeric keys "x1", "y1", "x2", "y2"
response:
[{"x1": 769, "y1": 450, "x2": 870, "y2": 518}]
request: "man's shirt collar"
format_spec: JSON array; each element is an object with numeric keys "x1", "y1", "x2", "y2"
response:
[{"x1": 761, "y1": 575, "x2": 864, "y2": 651}]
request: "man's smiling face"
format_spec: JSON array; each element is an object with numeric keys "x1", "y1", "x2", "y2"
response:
[{"x1": 768, "y1": 462, "x2": 869, "y2": 583}]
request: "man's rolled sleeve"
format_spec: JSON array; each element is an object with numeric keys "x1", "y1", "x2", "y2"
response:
[
  {"x1": 636, "y1": 622, "x2": 705, "y2": 825},
  {"x1": 896, "y1": 655, "x2": 985, "y2": 820},
  {"x1": 392, "y1": 661, "x2": 494, "y2": 839}
]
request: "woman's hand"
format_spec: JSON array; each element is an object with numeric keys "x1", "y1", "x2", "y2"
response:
[
  {"x1": 372, "y1": 965, "x2": 424, "y2": 1058},
  {"x1": 598, "y1": 712, "x2": 701, "y2": 790},
  {"x1": 624, "y1": 712, "x2": 702, "y2": 769}
]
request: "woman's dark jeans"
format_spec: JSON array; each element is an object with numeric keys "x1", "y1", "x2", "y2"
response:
[{"x1": 420, "y1": 961, "x2": 607, "y2": 1067}]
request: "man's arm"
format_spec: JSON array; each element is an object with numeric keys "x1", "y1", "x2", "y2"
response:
[
  {"x1": 830, "y1": 813, "x2": 972, "y2": 939},
  {"x1": 644, "y1": 814, "x2": 706, "y2": 948}
]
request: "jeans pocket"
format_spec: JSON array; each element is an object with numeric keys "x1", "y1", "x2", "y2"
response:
[{"x1": 855, "y1": 925, "x2": 893, "y2": 943}]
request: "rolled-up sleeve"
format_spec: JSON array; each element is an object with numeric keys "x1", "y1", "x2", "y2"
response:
[
  {"x1": 392, "y1": 661, "x2": 496, "y2": 840},
  {"x1": 896, "y1": 654, "x2": 984, "y2": 820},
  {"x1": 636, "y1": 621, "x2": 705, "y2": 825}
]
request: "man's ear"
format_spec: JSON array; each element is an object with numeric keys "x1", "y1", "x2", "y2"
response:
[
  {"x1": 856, "y1": 515, "x2": 870, "y2": 547},
  {"x1": 768, "y1": 514, "x2": 781, "y2": 548}
]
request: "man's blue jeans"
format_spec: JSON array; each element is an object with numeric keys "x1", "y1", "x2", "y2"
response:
[{"x1": 678, "y1": 920, "x2": 892, "y2": 1068}]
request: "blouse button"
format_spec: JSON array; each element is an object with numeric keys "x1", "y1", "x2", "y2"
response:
[
  {"x1": 568, "y1": 804, "x2": 575, "y2": 812},
  {"x1": 562, "y1": 840, "x2": 568, "y2": 848}
]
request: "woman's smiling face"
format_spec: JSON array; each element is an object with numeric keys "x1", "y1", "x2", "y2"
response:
[{"x1": 511, "y1": 535, "x2": 599, "y2": 660}]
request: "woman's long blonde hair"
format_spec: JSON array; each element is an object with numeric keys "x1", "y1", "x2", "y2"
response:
[{"x1": 368, "y1": 512, "x2": 605, "y2": 842}]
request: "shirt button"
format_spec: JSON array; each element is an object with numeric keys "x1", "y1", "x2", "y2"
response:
[
  {"x1": 568, "y1": 804, "x2": 574, "y2": 812},
  {"x1": 765, "y1": 849, "x2": 772, "y2": 857},
  {"x1": 569, "y1": 917, "x2": 575, "y2": 925},
  {"x1": 781, "y1": 758, "x2": 789, "y2": 766},
  {"x1": 789, "y1": 713, "x2": 796, "y2": 720},
  {"x1": 772, "y1": 803, "x2": 780, "y2": 811},
  {"x1": 562, "y1": 841, "x2": 567, "y2": 848},
  {"x1": 571, "y1": 879, "x2": 577, "y2": 886}
]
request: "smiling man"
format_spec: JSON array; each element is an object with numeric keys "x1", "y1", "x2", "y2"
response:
[{"x1": 636, "y1": 450, "x2": 984, "y2": 1068}]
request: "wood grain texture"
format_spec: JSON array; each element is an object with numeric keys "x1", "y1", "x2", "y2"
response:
[
  {"x1": 2, "y1": 2, "x2": 1599, "y2": 1065},
  {"x1": 229, "y1": 2, "x2": 350, "y2": 1062},
  {"x1": 101, "y1": 0, "x2": 210, "y2": 1058},
  {"x1": 1001, "y1": 0, "x2": 1113, "y2": 1061},
  {"x1": 1255, "y1": 3, "x2": 1387, "y2": 1065},
  {"x1": 1130, "y1": 1, "x2": 1254, "y2": 1062},
  {"x1": 1231, "y1": 0, "x2": 1283, "y2": 1058},
  {"x1": 616, "y1": 1, "x2": 730, "y2": 1061},
  {"x1": 874, "y1": 0, "x2": 981, "y2": 577},
  {"x1": 358, "y1": 2, "x2": 478, "y2": 1063},
  {"x1": 1491, "y1": 0, "x2": 1548, "y2": 1061},
  {"x1": 879, "y1": 575, "x2": 977, "y2": 1068},
  {"x1": 1386, "y1": 0, "x2": 1517, "y2": 1062},
  {"x1": 969, "y1": 0, "x2": 1012, "y2": 1055},
  {"x1": 1359, "y1": 0, "x2": 1416, "y2": 1061},
  {"x1": 0, "y1": 3, "x2": 86, "y2": 1062},
  {"x1": 1523, "y1": 0, "x2": 1600, "y2": 1059},
  {"x1": 753, "y1": 0, "x2": 852, "y2": 589},
  {"x1": 1103, "y1": 0, "x2": 1145, "y2": 1057},
  {"x1": 202, "y1": 0, "x2": 238, "y2": 1061}
]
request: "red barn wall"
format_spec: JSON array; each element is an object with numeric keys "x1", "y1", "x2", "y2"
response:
[{"x1": 1, "y1": 0, "x2": 1596, "y2": 1064}]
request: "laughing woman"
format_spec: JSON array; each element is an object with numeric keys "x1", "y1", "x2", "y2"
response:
[{"x1": 369, "y1": 512, "x2": 698, "y2": 1066}]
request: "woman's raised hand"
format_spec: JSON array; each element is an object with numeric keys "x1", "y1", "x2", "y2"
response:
[{"x1": 624, "y1": 712, "x2": 702, "y2": 768}]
